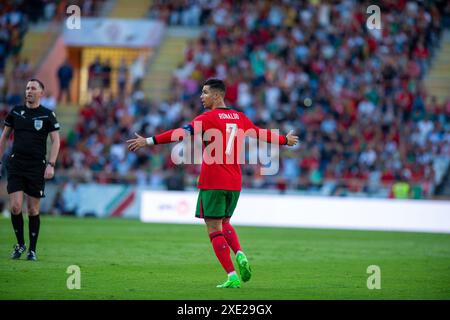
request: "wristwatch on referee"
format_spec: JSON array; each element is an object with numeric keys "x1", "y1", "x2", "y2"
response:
[{"x1": 47, "y1": 161, "x2": 55, "y2": 167}]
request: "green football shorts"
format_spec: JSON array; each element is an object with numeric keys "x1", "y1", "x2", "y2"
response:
[{"x1": 195, "y1": 189, "x2": 241, "y2": 219}]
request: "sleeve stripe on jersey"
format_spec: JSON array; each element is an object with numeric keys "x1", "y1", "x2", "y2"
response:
[{"x1": 182, "y1": 124, "x2": 194, "y2": 135}]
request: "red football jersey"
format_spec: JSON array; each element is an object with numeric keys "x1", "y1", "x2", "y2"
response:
[{"x1": 153, "y1": 108, "x2": 287, "y2": 190}]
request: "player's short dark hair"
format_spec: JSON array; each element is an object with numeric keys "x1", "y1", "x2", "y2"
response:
[
  {"x1": 28, "y1": 78, "x2": 45, "y2": 91},
  {"x1": 203, "y1": 78, "x2": 226, "y2": 94}
]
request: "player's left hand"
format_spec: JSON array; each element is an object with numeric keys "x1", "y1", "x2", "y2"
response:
[
  {"x1": 44, "y1": 164, "x2": 54, "y2": 179},
  {"x1": 127, "y1": 133, "x2": 147, "y2": 152},
  {"x1": 286, "y1": 130, "x2": 299, "y2": 146}
]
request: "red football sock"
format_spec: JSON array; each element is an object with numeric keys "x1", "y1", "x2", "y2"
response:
[
  {"x1": 209, "y1": 231, "x2": 235, "y2": 274},
  {"x1": 222, "y1": 222, "x2": 242, "y2": 254}
]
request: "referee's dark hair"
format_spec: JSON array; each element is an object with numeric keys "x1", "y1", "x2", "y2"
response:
[
  {"x1": 204, "y1": 78, "x2": 226, "y2": 95},
  {"x1": 28, "y1": 78, "x2": 45, "y2": 91}
]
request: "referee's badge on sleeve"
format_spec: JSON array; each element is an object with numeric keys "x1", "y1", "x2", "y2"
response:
[{"x1": 34, "y1": 119, "x2": 43, "y2": 131}]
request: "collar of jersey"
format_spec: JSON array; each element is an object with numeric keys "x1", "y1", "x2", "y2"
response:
[{"x1": 24, "y1": 104, "x2": 41, "y2": 110}]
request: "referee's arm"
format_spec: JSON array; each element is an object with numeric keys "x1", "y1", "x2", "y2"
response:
[
  {"x1": 0, "y1": 126, "x2": 13, "y2": 164},
  {"x1": 44, "y1": 130, "x2": 60, "y2": 179},
  {"x1": 47, "y1": 130, "x2": 60, "y2": 165}
]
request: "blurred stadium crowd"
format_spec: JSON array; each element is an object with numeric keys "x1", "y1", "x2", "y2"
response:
[
  {"x1": 1, "y1": 0, "x2": 450, "y2": 200},
  {"x1": 0, "y1": 0, "x2": 104, "y2": 104}
]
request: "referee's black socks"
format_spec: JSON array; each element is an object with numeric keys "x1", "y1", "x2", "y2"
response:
[
  {"x1": 29, "y1": 215, "x2": 40, "y2": 252},
  {"x1": 11, "y1": 213, "x2": 25, "y2": 246}
]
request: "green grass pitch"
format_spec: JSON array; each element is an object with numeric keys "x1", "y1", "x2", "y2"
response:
[{"x1": 0, "y1": 216, "x2": 449, "y2": 299}]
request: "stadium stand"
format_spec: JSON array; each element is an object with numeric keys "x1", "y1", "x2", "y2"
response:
[{"x1": 1, "y1": 0, "x2": 450, "y2": 202}]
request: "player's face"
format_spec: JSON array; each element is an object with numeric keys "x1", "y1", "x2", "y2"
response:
[
  {"x1": 200, "y1": 85, "x2": 215, "y2": 109},
  {"x1": 25, "y1": 81, "x2": 44, "y2": 104}
]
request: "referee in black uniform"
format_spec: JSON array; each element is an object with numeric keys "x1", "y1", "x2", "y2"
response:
[{"x1": 0, "y1": 79, "x2": 60, "y2": 261}]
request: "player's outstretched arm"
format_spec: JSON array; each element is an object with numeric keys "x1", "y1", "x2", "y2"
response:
[
  {"x1": 242, "y1": 113, "x2": 299, "y2": 146},
  {"x1": 127, "y1": 114, "x2": 206, "y2": 152},
  {"x1": 127, "y1": 127, "x2": 189, "y2": 152}
]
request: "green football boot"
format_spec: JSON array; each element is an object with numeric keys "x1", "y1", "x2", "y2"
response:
[
  {"x1": 216, "y1": 273, "x2": 241, "y2": 288},
  {"x1": 236, "y1": 252, "x2": 252, "y2": 282}
]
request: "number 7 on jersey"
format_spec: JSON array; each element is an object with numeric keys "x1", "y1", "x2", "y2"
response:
[{"x1": 225, "y1": 123, "x2": 238, "y2": 155}]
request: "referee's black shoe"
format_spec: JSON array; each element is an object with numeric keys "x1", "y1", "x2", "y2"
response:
[
  {"x1": 26, "y1": 250, "x2": 37, "y2": 261},
  {"x1": 11, "y1": 244, "x2": 27, "y2": 259}
]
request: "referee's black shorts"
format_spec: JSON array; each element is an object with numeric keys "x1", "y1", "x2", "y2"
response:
[{"x1": 6, "y1": 153, "x2": 47, "y2": 198}]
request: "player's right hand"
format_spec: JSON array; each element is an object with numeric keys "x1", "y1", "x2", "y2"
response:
[
  {"x1": 127, "y1": 133, "x2": 147, "y2": 152},
  {"x1": 286, "y1": 130, "x2": 299, "y2": 146}
]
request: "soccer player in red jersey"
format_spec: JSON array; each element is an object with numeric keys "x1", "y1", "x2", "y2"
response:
[{"x1": 127, "y1": 78, "x2": 298, "y2": 288}]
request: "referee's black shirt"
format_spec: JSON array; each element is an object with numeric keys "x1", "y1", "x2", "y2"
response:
[{"x1": 4, "y1": 105, "x2": 60, "y2": 160}]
